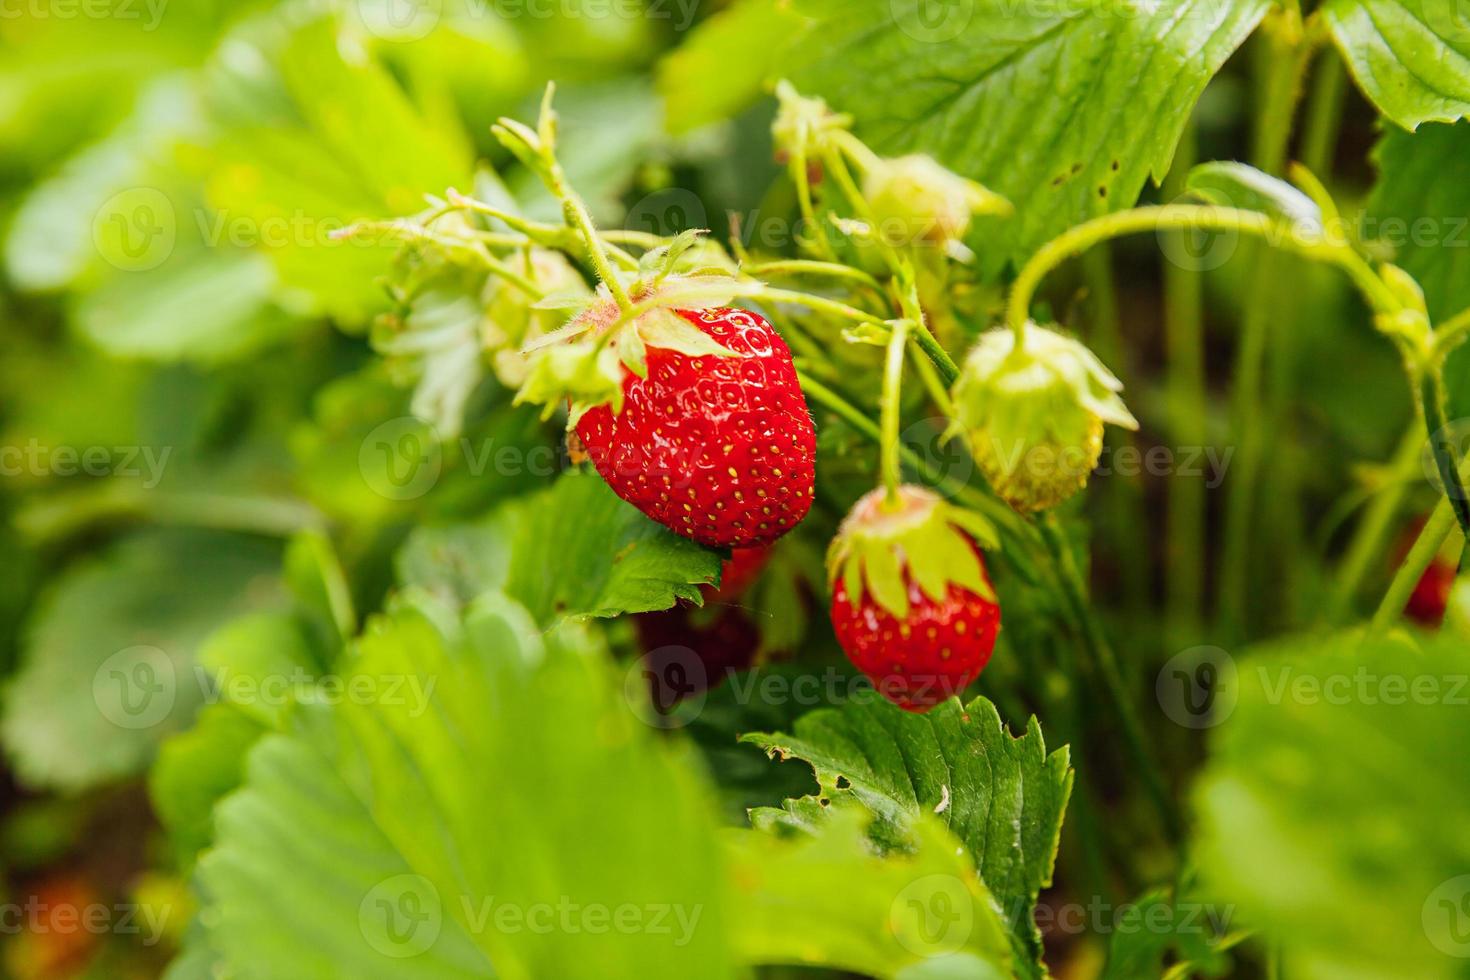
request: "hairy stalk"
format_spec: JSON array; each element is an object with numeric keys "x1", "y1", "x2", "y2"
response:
[
  {"x1": 795, "y1": 372, "x2": 1030, "y2": 544},
  {"x1": 1038, "y1": 515, "x2": 1183, "y2": 845},
  {"x1": 1421, "y1": 369, "x2": 1470, "y2": 538},
  {"x1": 1006, "y1": 205, "x2": 1391, "y2": 338},
  {"x1": 880, "y1": 318, "x2": 910, "y2": 506}
]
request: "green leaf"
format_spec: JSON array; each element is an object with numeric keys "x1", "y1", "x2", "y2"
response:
[
  {"x1": 1322, "y1": 0, "x2": 1470, "y2": 130},
  {"x1": 195, "y1": 612, "x2": 324, "y2": 731},
  {"x1": 149, "y1": 704, "x2": 264, "y2": 872},
  {"x1": 1, "y1": 529, "x2": 283, "y2": 792},
  {"x1": 659, "y1": 0, "x2": 812, "y2": 133},
  {"x1": 744, "y1": 695, "x2": 1072, "y2": 977},
  {"x1": 689, "y1": 0, "x2": 1269, "y2": 273},
  {"x1": 398, "y1": 469, "x2": 722, "y2": 622},
  {"x1": 195, "y1": 595, "x2": 735, "y2": 978},
  {"x1": 1193, "y1": 631, "x2": 1470, "y2": 978},
  {"x1": 1365, "y1": 121, "x2": 1470, "y2": 412},
  {"x1": 74, "y1": 247, "x2": 299, "y2": 364},
  {"x1": 1186, "y1": 161, "x2": 1324, "y2": 235},
  {"x1": 1098, "y1": 888, "x2": 1234, "y2": 980},
  {"x1": 204, "y1": 11, "x2": 473, "y2": 325},
  {"x1": 726, "y1": 808, "x2": 1012, "y2": 978},
  {"x1": 638, "y1": 309, "x2": 739, "y2": 358}
]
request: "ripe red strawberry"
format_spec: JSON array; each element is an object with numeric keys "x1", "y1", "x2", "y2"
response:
[
  {"x1": 708, "y1": 545, "x2": 774, "y2": 603},
  {"x1": 1397, "y1": 517, "x2": 1462, "y2": 627},
  {"x1": 828, "y1": 486, "x2": 1000, "y2": 712},
  {"x1": 575, "y1": 307, "x2": 816, "y2": 549}
]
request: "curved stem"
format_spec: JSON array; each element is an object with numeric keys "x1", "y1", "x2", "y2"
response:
[
  {"x1": 796, "y1": 372, "x2": 1029, "y2": 542},
  {"x1": 1038, "y1": 515, "x2": 1183, "y2": 845},
  {"x1": 1006, "y1": 205, "x2": 1394, "y2": 340},
  {"x1": 1421, "y1": 368, "x2": 1470, "y2": 538},
  {"x1": 1373, "y1": 503, "x2": 1459, "y2": 631},
  {"x1": 880, "y1": 319, "x2": 910, "y2": 505},
  {"x1": 790, "y1": 142, "x2": 836, "y2": 261}
]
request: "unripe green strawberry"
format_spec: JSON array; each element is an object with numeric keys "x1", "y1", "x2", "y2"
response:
[
  {"x1": 863, "y1": 154, "x2": 1009, "y2": 246},
  {"x1": 827, "y1": 486, "x2": 1000, "y2": 712},
  {"x1": 951, "y1": 323, "x2": 1138, "y2": 512}
]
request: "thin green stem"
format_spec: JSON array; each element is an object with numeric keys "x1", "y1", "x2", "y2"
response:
[
  {"x1": 1005, "y1": 206, "x2": 1364, "y2": 339},
  {"x1": 1038, "y1": 514, "x2": 1183, "y2": 845},
  {"x1": 1220, "y1": 28, "x2": 1317, "y2": 637},
  {"x1": 1434, "y1": 305, "x2": 1470, "y2": 354},
  {"x1": 880, "y1": 319, "x2": 911, "y2": 505},
  {"x1": 1421, "y1": 369, "x2": 1470, "y2": 538},
  {"x1": 1373, "y1": 501, "x2": 1459, "y2": 631},
  {"x1": 742, "y1": 259, "x2": 885, "y2": 294},
  {"x1": 790, "y1": 142, "x2": 836, "y2": 261},
  {"x1": 910, "y1": 321, "x2": 960, "y2": 386},
  {"x1": 1162, "y1": 122, "x2": 1208, "y2": 639},
  {"x1": 1324, "y1": 426, "x2": 1421, "y2": 625},
  {"x1": 1300, "y1": 52, "x2": 1346, "y2": 175},
  {"x1": 796, "y1": 372, "x2": 1029, "y2": 542}
]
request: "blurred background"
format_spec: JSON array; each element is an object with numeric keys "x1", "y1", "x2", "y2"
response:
[{"x1": 0, "y1": 0, "x2": 1454, "y2": 976}]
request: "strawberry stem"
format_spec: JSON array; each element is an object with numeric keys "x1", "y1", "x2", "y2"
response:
[
  {"x1": 1005, "y1": 204, "x2": 1398, "y2": 345},
  {"x1": 880, "y1": 317, "x2": 910, "y2": 507},
  {"x1": 1038, "y1": 514, "x2": 1182, "y2": 845}
]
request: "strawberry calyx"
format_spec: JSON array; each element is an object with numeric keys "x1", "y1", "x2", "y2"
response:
[
  {"x1": 826, "y1": 485, "x2": 999, "y2": 621},
  {"x1": 949, "y1": 322, "x2": 1138, "y2": 512},
  {"x1": 514, "y1": 270, "x2": 761, "y2": 424}
]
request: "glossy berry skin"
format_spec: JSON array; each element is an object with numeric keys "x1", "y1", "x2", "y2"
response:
[
  {"x1": 708, "y1": 545, "x2": 774, "y2": 603},
  {"x1": 831, "y1": 554, "x2": 1000, "y2": 712},
  {"x1": 1407, "y1": 556, "x2": 1456, "y2": 626},
  {"x1": 576, "y1": 307, "x2": 816, "y2": 548}
]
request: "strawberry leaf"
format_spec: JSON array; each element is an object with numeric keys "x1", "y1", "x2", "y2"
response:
[
  {"x1": 726, "y1": 808, "x2": 1013, "y2": 976},
  {"x1": 1193, "y1": 630, "x2": 1470, "y2": 977},
  {"x1": 194, "y1": 596, "x2": 736, "y2": 978},
  {"x1": 1321, "y1": 0, "x2": 1470, "y2": 130},
  {"x1": 1, "y1": 529, "x2": 285, "y2": 793},
  {"x1": 744, "y1": 695, "x2": 1072, "y2": 979},
  {"x1": 396, "y1": 469, "x2": 723, "y2": 623},
  {"x1": 663, "y1": 0, "x2": 1269, "y2": 275}
]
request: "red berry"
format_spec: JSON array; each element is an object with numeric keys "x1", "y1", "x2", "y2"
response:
[
  {"x1": 707, "y1": 545, "x2": 774, "y2": 603},
  {"x1": 1407, "y1": 555, "x2": 1456, "y2": 626},
  {"x1": 575, "y1": 307, "x2": 816, "y2": 549},
  {"x1": 827, "y1": 486, "x2": 1001, "y2": 712}
]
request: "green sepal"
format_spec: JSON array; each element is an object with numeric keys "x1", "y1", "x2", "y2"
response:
[
  {"x1": 826, "y1": 486, "x2": 999, "y2": 621},
  {"x1": 951, "y1": 323, "x2": 1137, "y2": 510},
  {"x1": 618, "y1": 322, "x2": 648, "y2": 378},
  {"x1": 637, "y1": 308, "x2": 738, "y2": 358},
  {"x1": 513, "y1": 340, "x2": 623, "y2": 425}
]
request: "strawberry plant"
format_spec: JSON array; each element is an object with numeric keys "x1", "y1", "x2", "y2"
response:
[{"x1": 3, "y1": 2, "x2": 1470, "y2": 978}]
